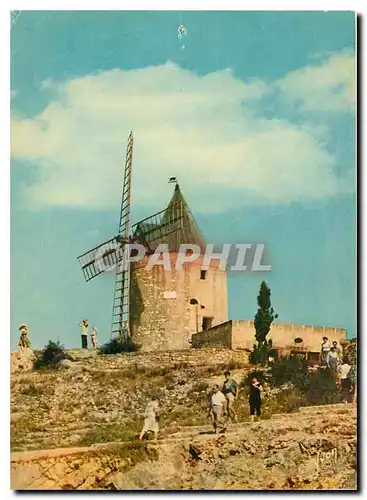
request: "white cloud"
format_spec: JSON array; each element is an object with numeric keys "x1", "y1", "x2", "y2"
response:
[
  {"x1": 277, "y1": 50, "x2": 355, "y2": 113},
  {"x1": 11, "y1": 56, "x2": 354, "y2": 214}
]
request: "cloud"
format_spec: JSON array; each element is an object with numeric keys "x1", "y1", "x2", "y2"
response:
[
  {"x1": 11, "y1": 55, "x2": 354, "y2": 214},
  {"x1": 277, "y1": 50, "x2": 355, "y2": 113}
]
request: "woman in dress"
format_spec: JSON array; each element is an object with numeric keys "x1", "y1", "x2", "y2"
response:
[
  {"x1": 249, "y1": 377, "x2": 263, "y2": 422},
  {"x1": 139, "y1": 400, "x2": 160, "y2": 441}
]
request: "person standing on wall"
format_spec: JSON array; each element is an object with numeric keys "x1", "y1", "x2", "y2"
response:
[
  {"x1": 321, "y1": 337, "x2": 331, "y2": 366},
  {"x1": 79, "y1": 319, "x2": 89, "y2": 349},
  {"x1": 222, "y1": 371, "x2": 239, "y2": 423},
  {"x1": 327, "y1": 346, "x2": 340, "y2": 373}
]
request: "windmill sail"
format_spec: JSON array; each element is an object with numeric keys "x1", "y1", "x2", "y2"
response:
[
  {"x1": 110, "y1": 132, "x2": 134, "y2": 340},
  {"x1": 77, "y1": 236, "x2": 126, "y2": 282}
]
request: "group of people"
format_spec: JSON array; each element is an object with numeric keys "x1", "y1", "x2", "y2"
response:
[
  {"x1": 321, "y1": 337, "x2": 357, "y2": 403},
  {"x1": 138, "y1": 371, "x2": 263, "y2": 441},
  {"x1": 79, "y1": 320, "x2": 99, "y2": 349}
]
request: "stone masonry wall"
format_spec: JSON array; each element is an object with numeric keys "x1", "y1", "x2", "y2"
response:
[
  {"x1": 191, "y1": 321, "x2": 232, "y2": 349},
  {"x1": 130, "y1": 253, "x2": 228, "y2": 351},
  {"x1": 192, "y1": 320, "x2": 347, "y2": 352},
  {"x1": 11, "y1": 347, "x2": 249, "y2": 375}
]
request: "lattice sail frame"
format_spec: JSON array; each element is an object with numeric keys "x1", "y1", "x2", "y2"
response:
[{"x1": 110, "y1": 132, "x2": 134, "y2": 340}]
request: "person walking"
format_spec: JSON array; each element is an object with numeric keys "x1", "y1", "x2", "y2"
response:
[
  {"x1": 79, "y1": 319, "x2": 89, "y2": 349},
  {"x1": 209, "y1": 384, "x2": 227, "y2": 434},
  {"x1": 139, "y1": 399, "x2": 160, "y2": 442},
  {"x1": 249, "y1": 377, "x2": 263, "y2": 422},
  {"x1": 321, "y1": 337, "x2": 331, "y2": 366},
  {"x1": 339, "y1": 357, "x2": 351, "y2": 403},
  {"x1": 222, "y1": 371, "x2": 238, "y2": 423}
]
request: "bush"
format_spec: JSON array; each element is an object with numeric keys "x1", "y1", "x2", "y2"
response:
[
  {"x1": 99, "y1": 337, "x2": 140, "y2": 355},
  {"x1": 270, "y1": 354, "x2": 309, "y2": 391},
  {"x1": 249, "y1": 343, "x2": 267, "y2": 365},
  {"x1": 33, "y1": 340, "x2": 68, "y2": 370},
  {"x1": 305, "y1": 368, "x2": 341, "y2": 406}
]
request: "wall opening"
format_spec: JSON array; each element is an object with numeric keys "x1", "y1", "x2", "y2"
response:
[
  {"x1": 202, "y1": 316, "x2": 214, "y2": 330},
  {"x1": 200, "y1": 270, "x2": 207, "y2": 280}
]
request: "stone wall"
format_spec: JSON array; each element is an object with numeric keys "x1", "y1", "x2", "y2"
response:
[
  {"x1": 130, "y1": 253, "x2": 228, "y2": 351},
  {"x1": 191, "y1": 321, "x2": 232, "y2": 349},
  {"x1": 11, "y1": 347, "x2": 249, "y2": 375},
  {"x1": 192, "y1": 320, "x2": 347, "y2": 352}
]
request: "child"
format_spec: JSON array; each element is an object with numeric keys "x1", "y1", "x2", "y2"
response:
[
  {"x1": 91, "y1": 327, "x2": 98, "y2": 348},
  {"x1": 139, "y1": 400, "x2": 160, "y2": 442}
]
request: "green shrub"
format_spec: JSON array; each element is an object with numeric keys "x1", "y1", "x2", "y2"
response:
[
  {"x1": 99, "y1": 337, "x2": 140, "y2": 355},
  {"x1": 33, "y1": 340, "x2": 68, "y2": 370},
  {"x1": 270, "y1": 354, "x2": 309, "y2": 390},
  {"x1": 305, "y1": 368, "x2": 341, "y2": 405},
  {"x1": 249, "y1": 343, "x2": 277, "y2": 365}
]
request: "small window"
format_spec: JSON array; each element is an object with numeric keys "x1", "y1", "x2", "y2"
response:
[{"x1": 200, "y1": 270, "x2": 207, "y2": 280}]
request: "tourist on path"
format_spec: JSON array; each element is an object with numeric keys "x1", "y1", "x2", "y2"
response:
[
  {"x1": 91, "y1": 326, "x2": 98, "y2": 348},
  {"x1": 339, "y1": 357, "x2": 351, "y2": 403},
  {"x1": 79, "y1": 319, "x2": 89, "y2": 349},
  {"x1": 222, "y1": 371, "x2": 238, "y2": 423},
  {"x1": 327, "y1": 346, "x2": 340, "y2": 373},
  {"x1": 321, "y1": 337, "x2": 331, "y2": 366},
  {"x1": 249, "y1": 377, "x2": 263, "y2": 422},
  {"x1": 139, "y1": 400, "x2": 160, "y2": 441},
  {"x1": 209, "y1": 384, "x2": 227, "y2": 434}
]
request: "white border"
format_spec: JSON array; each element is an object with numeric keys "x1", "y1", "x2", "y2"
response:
[{"x1": 3, "y1": 3, "x2": 363, "y2": 498}]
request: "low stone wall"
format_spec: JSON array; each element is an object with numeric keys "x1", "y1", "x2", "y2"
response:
[
  {"x1": 11, "y1": 347, "x2": 250, "y2": 375},
  {"x1": 73, "y1": 347, "x2": 250, "y2": 371}
]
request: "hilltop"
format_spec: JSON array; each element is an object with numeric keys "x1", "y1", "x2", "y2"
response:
[{"x1": 11, "y1": 348, "x2": 357, "y2": 490}]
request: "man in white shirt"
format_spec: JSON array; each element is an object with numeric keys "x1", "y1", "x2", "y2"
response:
[
  {"x1": 339, "y1": 357, "x2": 351, "y2": 403},
  {"x1": 209, "y1": 384, "x2": 227, "y2": 434}
]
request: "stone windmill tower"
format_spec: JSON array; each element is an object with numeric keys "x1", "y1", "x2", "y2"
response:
[
  {"x1": 77, "y1": 134, "x2": 228, "y2": 351},
  {"x1": 130, "y1": 182, "x2": 228, "y2": 351}
]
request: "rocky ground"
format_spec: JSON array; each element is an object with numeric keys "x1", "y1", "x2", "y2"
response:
[{"x1": 11, "y1": 349, "x2": 358, "y2": 491}]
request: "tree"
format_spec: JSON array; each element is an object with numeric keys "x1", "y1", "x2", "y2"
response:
[{"x1": 254, "y1": 281, "x2": 278, "y2": 345}]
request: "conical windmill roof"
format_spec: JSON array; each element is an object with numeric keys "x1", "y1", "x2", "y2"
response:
[{"x1": 132, "y1": 183, "x2": 206, "y2": 253}]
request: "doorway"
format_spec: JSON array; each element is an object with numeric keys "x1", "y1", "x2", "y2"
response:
[{"x1": 202, "y1": 317, "x2": 213, "y2": 330}]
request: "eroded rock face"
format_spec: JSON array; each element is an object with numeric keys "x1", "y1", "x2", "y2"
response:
[{"x1": 11, "y1": 404, "x2": 357, "y2": 491}]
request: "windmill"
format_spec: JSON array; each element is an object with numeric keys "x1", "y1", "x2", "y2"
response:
[{"x1": 77, "y1": 133, "x2": 196, "y2": 341}]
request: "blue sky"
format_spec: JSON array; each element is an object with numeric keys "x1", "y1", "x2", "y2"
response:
[{"x1": 11, "y1": 11, "x2": 356, "y2": 349}]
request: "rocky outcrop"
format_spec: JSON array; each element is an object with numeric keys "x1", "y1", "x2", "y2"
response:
[{"x1": 11, "y1": 404, "x2": 357, "y2": 490}]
